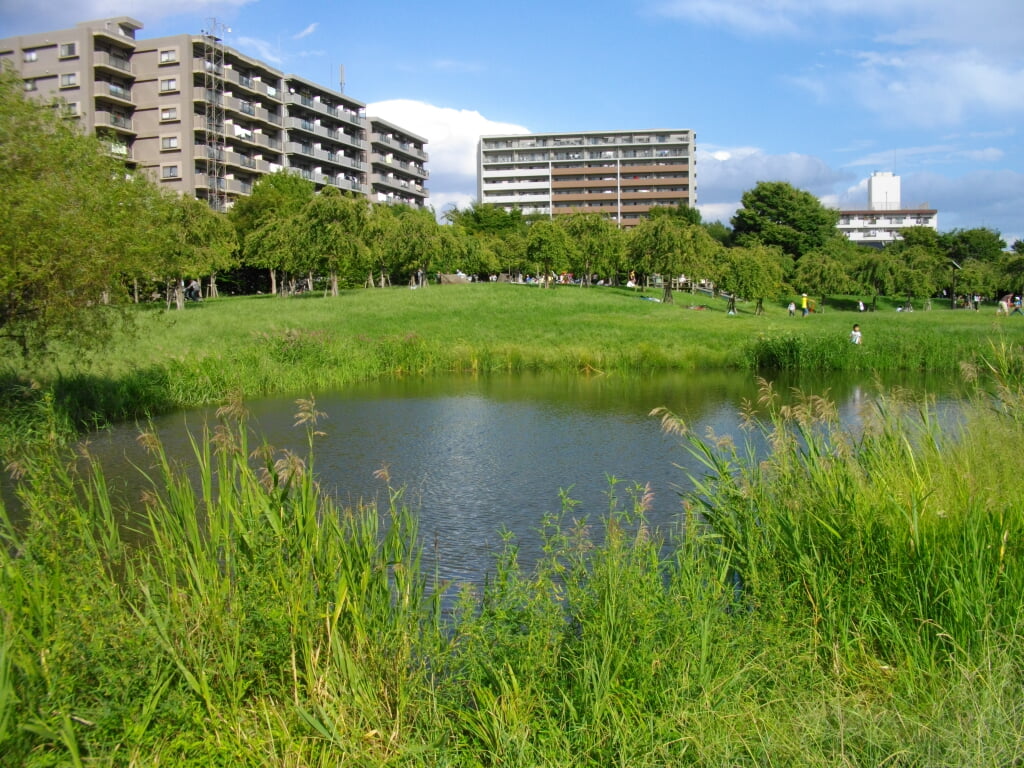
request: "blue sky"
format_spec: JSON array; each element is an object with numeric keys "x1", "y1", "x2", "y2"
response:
[{"x1": 3, "y1": 0, "x2": 1023, "y2": 244}]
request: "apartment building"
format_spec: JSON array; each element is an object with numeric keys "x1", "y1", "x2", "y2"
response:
[
  {"x1": 837, "y1": 171, "x2": 937, "y2": 247},
  {"x1": 477, "y1": 129, "x2": 695, "y2": 228},
  {"x1": 368, "y1": 117, "x2": 430, "y2": 207},
  {"x1": 0, "y1": 17, "x2": 429, "y2": 211}
]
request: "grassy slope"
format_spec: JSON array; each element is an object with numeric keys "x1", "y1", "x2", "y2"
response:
[{"x1": 2, "y1": 283, "x2": 1017, "y2": 453}]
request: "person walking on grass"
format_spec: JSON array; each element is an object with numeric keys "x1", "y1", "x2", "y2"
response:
[
  {"x1": 800, "y1": 293, "x2": 809, "y2": 317},
  {"x1": 850, "y1": 324, "x2": 862, "y2": 345}
]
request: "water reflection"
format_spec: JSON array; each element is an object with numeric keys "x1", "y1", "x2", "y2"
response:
[{"x1": 7, "y1": 370, "x2": 967, "y2": 585}]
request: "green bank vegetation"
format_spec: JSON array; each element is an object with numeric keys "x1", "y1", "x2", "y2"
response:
[
  {"x1": 2, "y1": 347, "x2": 1024, "y2": 765},
  {"x1": 1, "y1": 283, "x2": 1018, "y2": 456}
]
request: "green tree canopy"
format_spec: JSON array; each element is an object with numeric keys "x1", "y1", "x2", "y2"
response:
[
  {"x1": 940, "y1": 227, "x2": 1006, "y2": 265},
  {"x1": 560, "y1": 213, "x2": 622, "y2": 286},
  {"x1": 445, "y1": 203, "x2": 528, "y2": 237},
  {"x1": 230, "y1": 171, "x2": 315, "y2": 293},
  {"x1": 526, "y1": 219, "x2": 573, "y2": 286},
  {"x1": 717, "y1": 245, "x2": 785, "y2": 314},
  {"x1": 0, "y1": 67, "x2": 169, "y2": 356},
  {"x1": 302, "y1": 187, "x2": 369, "y2": 295},
  {"x1": 731, "y1": 181, "x2": 841, "y2": 260},
  {"x1": 157, "y1": 194, "x2": 237, "y2": 308}
]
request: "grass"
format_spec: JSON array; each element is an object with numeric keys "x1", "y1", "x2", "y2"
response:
[
  {"x1": 2, "y1": 284, "x2": 1024, "y2": 764},
  {"x1": 2, "y1": 329, "x2": 1024, "y2": 763},
  {"x1": 1, "y1": 283, "x2": 1018, "y2": 455}
]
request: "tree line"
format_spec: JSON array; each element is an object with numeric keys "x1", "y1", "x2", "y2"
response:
[{"x1": 3, "y1": 67, "x2": 1022, "y2": 359}]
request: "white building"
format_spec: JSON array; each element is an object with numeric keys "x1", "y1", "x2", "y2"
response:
[
  {"x1": 477, "y1": 129, "x2": 696, "y2": 228},
  {"x1": 837, "y1": 171, "x2": 937, "y2": 247}
]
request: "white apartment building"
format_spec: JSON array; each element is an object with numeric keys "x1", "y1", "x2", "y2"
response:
[
  {"x1": 837, "y1": 171, "x2": 937, "y2": 247},
  {"x1": 0, "y1": 17, "x2": 429, "y2": 211},
  {"x1": 477, "y1": 129, "x2": 696, "y2": 228}
]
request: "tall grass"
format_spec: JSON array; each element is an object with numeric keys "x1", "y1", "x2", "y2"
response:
[{"x1": 3, "y1": 343, "x2": 1024, "y2": 764}]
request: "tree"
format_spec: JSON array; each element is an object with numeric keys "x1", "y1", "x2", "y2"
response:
[
  {"x1": 230, "y1": 171, "x2": 314, "y2": 294},
  {"x1": 302, "y1": 187, "x2": 369, "y2": 296},
  {"x1": 891, "y1": 245, "x2": 946, "y2": 308},
  {"x1": 560, "y1": 213, "x2": 621, "y2": 286},
  {"x1": 717, "y1": 245, "x2": 784, "y2": 314},
  {"x1": 445, "y1": 203, "x2": 528, "y2": 237},
  {"x1": 365, "y1": 205, "x2": 443, "y2": 286},
  {"x1": 648, "y1": 202, "x2": 702, "y2": 227},
  {"x1": 0, "y1": 67, "x2": 169, "y2": 357},
  {"x1": 526, "y1": 219, "x2": 573, "y2": 287},
  {"x1": 703, "y1": 220, "x2": 733, "y2": 247},
  {"x1": 852, "y1": 250, "x2": 900, "y2": 309},
  {"x1": 731, "y1": 181, "x2": 841, "y2": 260},
  {"x1": 940, "y1": 227, "x2": 1006, "y2": 265},
  {"x1": 628, "y1": 216, "x2": 687, "y2": 301},
  {"x1": 158, "y1": 195, "x2": 237, "y2": 309},
  {"x1": 793, "y1": 249, "x2": 855, "y2": 313}
]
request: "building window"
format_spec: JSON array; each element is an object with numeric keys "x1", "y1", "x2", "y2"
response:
[
  {"x1": 23, "y1": 79, "x2": 37, "y2": 92},
  {"x1": 62, "y1": 102, "x2": 79, "y2": 117},
  {"x1": 161, "y1": 164, "x2": 180, "y2": 179},
  {"x1": 160, "y1": 107, "x2": 178, "y2": 121},
  {"x1": 23, "y1": 50, "x2": 38, "y2": 62},
  {"x1": 161, "y1": 135, "x2": 179, "y2": 150},
  {"x1": 159, "y1": 49, "x2": 178, "y2": 64},
  {"x1": 159, "y1": 78, "x2": 178, "y2": 93},
  {"x1": 60, "y1": 73, "x2": 78, "y2": 88},
  {"x1": 59, "y1": 42, "x2": 77, "y2": 58}
]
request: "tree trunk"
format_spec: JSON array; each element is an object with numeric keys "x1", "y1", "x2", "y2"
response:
[
  {"x1": 662, "y1": 284, "x2": 673, "y2": 303},
  {"x1": 269, "y1": 268, "x2": 277, "y2": 295},
  {"x1": 208, "y1": 274, "x2": 219, "y2": 299},
  {"x1": 329, "y1": 271, "x2": 339, "y2": 296},
  {"x1": 755, "y1": 298, "x2": 764, "y2": 315}
]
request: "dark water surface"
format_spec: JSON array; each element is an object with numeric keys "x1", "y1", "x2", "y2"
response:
[{"x1": 12, "y1": 370, "x2": 966, "y2": 584}]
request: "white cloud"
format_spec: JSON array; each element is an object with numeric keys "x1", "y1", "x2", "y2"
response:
[
  {"x1": 292, "y1": 22, "x2": 317, "y2": 40},
  {"x1": 366, "y1": 99, "x2": 529, "y2": 212},
  {"x1": 694, "y1": 145, "x2": 853, "y2": 224},
  {"x1": 847, "y1": 49, "x2": 1024, "y2": 126},
  {"x1": 656, "y1": 0, "x2": 1024, "y2": 129},
  {"x1": 234, "y1": 36, "x2": 283, "y2": 65}
]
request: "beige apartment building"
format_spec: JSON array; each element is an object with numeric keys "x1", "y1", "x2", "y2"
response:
[
  {"x1": 0, "y1": 17, "x2": 429, "y2": 211},
  {"x1": 477, "y1": 129, "x2": 696, "y2": 228}
]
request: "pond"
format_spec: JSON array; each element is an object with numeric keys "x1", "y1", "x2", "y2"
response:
[{"x1": 51, "y1": 370, "x2": 966, "y2": 586}]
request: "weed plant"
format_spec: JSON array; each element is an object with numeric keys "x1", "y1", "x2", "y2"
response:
[{"x1": 3, "y1": 343, "x2": 1024, "y2": 765}]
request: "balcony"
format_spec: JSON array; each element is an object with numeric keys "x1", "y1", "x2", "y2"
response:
[
  {"x1": 98, "y1": 112, "x2": 136, "y2": 134},
  {"x1": 93, "y1": 51, "x2": 134, "y2": 78},
  {"x1": 94, "y1": 81, "x2": 134, "y2": 106},
  {"x1": 223, "y1": 69, "x2": 282, "y2": 101},
  {"x1": 92, "y1": 26, "x2": 137, "y2": 51}
]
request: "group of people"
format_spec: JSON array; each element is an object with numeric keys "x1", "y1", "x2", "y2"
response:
[
  {"x1": 996, "y1": 295, "x2": 1023, "y2": 316},
  {"x1": 788, "y1": 292, "x2": 863, "y2": 345}
]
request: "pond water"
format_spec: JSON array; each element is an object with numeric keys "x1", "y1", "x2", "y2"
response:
[{"x1": 49, "y1": 370, "x2": 966, "y2": 586}]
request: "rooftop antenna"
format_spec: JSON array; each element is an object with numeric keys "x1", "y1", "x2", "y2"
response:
[{"x1": 339, "y1": 64, "x2": 345, "y2": 94}]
